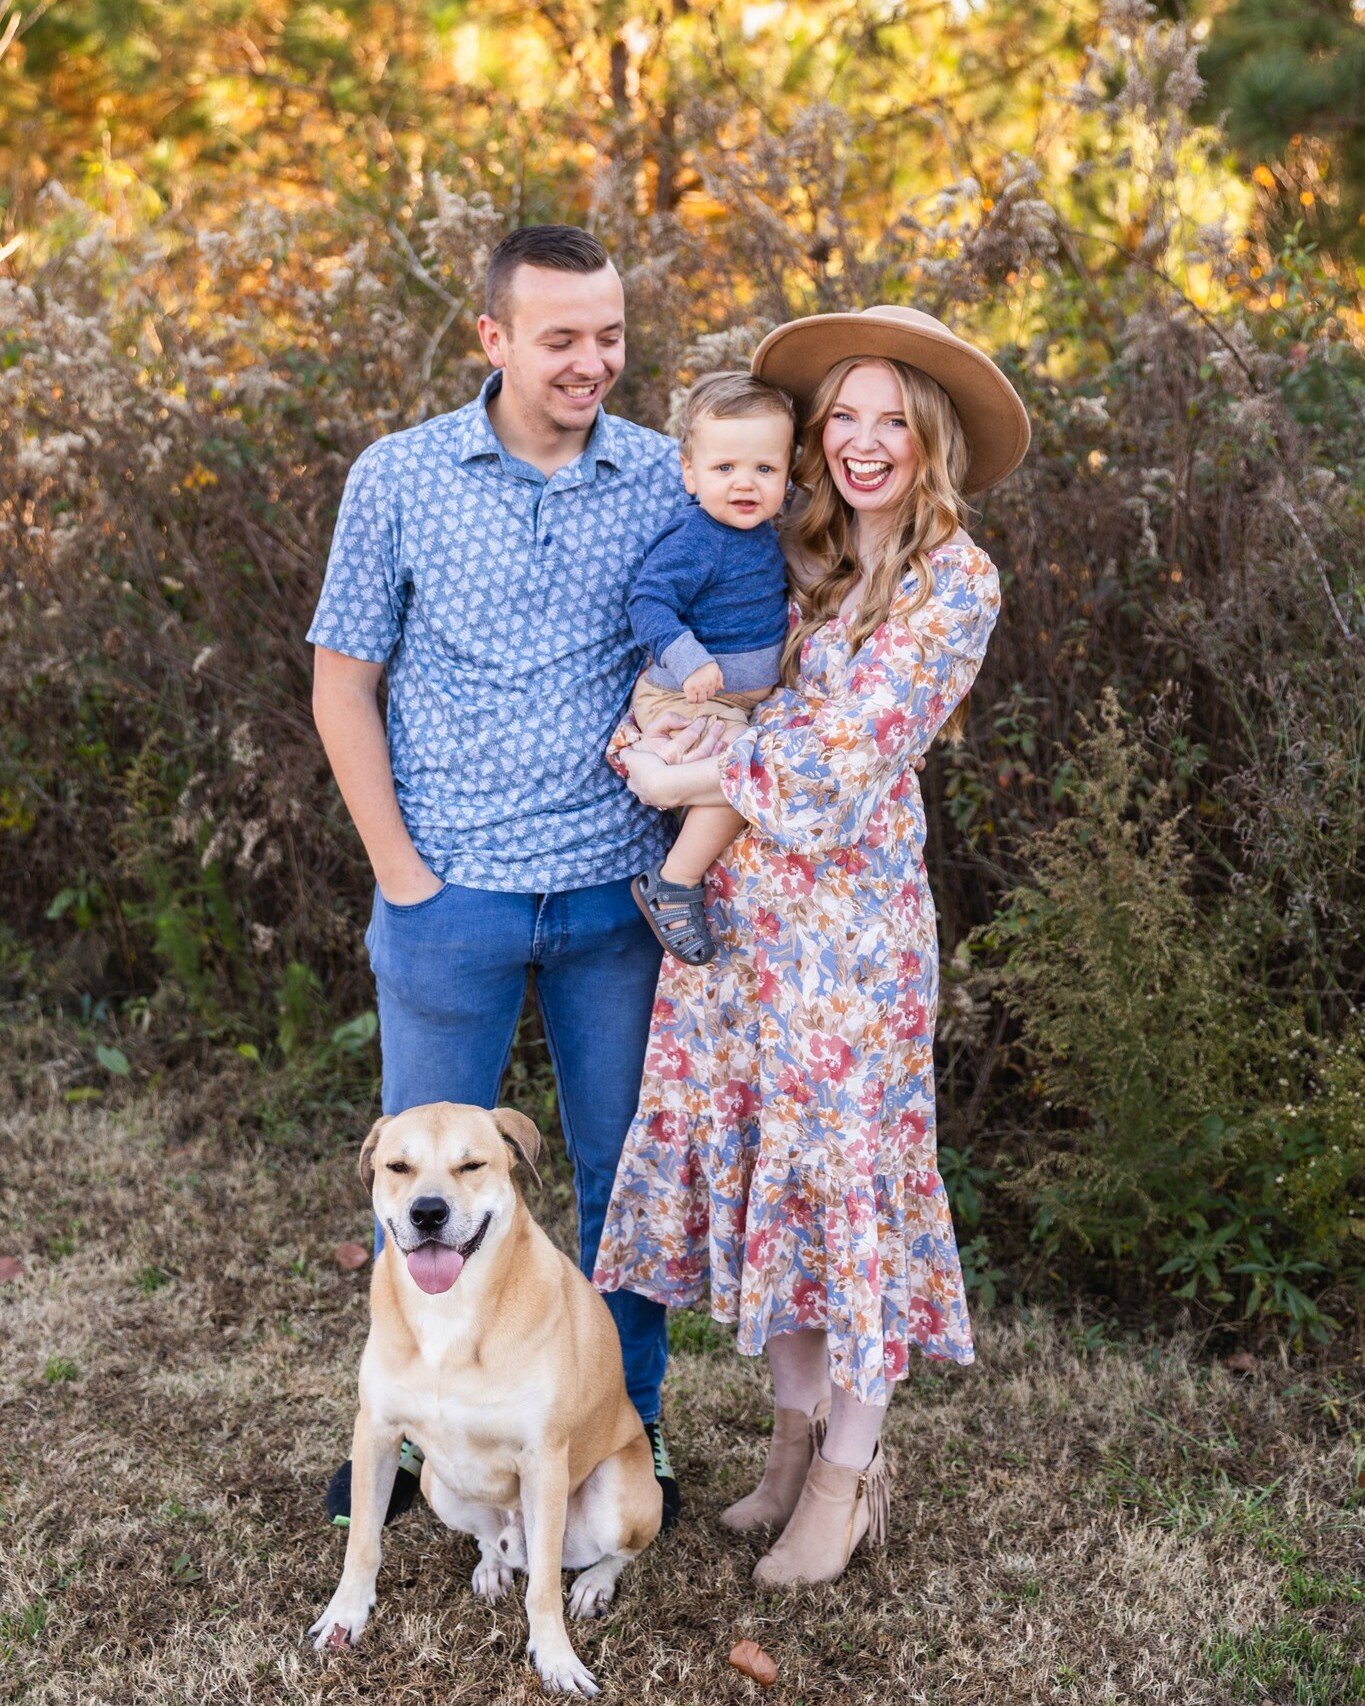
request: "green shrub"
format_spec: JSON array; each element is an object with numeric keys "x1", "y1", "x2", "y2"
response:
[{"x1": 980, "y1": 693, "x2": 1363, "y2": 1339}]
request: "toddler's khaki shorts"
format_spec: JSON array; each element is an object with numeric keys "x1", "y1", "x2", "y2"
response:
[{"x1": 632, "y1": 675, "x2": 770, "y2": 732}]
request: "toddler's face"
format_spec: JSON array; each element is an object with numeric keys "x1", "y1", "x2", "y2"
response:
[{"x1": 681, "y1": 412, "x2": 792, "y2": 530}]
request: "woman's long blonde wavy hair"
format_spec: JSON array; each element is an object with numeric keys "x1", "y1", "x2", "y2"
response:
[{"x1": 782, "y1": 356, "x2": 973, "y2": 739}]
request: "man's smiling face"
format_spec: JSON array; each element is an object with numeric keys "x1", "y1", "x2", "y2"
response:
[{"x1": 480, "y1": 262, "x2": 626, "y2": 438}]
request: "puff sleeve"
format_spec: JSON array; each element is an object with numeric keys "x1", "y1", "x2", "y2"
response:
[{"x1": 717, "y1": 544, "x2": 999, "y2": 855}]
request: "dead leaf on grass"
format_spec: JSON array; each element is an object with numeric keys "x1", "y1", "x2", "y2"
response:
[
  {"x1": 1223, "y1": 1350, "x2": 1257, "y2": 1374},
  {"x1": 728, "y1": 1639, "x2": 778, "y2": 1686},
  {"x1": 334, "y1": 1242, "x2": 370, "y2": 1271},
  {"x1": 0, "y1": 1256, "x2": 23, "y2": 1283}
]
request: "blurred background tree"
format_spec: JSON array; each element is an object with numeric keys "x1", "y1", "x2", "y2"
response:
[{"x1": 1197, "y1": 0, "x2": 1364, "y2": 259}]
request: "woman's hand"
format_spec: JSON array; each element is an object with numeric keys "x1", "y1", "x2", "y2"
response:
[
  {"x1": 619, "y1": 746, "x2": 679, "y2": 810},
  {"x1": 635, "y1": 711, "x2": 730, "y2": 765}
]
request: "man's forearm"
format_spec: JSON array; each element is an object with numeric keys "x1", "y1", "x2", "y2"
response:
[{"x1": 312, "y1": 652, "x2": 437, "y2": 898}]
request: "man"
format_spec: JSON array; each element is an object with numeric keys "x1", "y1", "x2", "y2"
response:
[{"x1": 308, "y1": 225, "x2": 683, "y2": 1526}]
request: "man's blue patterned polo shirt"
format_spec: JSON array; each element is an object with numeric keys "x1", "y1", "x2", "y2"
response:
[{"x1": 308, "y1": 372, "x2": 682, "y2": 891}]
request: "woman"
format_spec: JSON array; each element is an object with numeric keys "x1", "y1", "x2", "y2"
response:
[{"x1": 594, "y1": 306, "x2": 1029, "y2": 1586}]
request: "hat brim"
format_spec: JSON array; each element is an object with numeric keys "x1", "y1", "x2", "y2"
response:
[{"x1": 751, "y1": 313, "x2": 1030, "y2": 493}]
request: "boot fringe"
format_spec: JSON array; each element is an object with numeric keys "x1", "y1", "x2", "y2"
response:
[{"x1": 864, "y1": 1449, "x2": 891, "y2": 1547}]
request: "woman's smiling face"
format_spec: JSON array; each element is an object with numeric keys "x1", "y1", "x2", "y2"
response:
[{"x1": 820, "y1": 362, "x2": 918, "y2": 513}]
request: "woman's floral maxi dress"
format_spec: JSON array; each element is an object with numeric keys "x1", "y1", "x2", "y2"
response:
[{"x1": 594, "y1": 541, "x2": 1000, "y2": 1405}]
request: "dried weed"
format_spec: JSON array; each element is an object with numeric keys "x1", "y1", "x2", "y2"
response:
[{"x1": 1, "y1": 1089, "x2": 1360, "y2": 1705}]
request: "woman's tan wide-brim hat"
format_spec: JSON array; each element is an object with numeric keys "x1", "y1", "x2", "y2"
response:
[{"x1": 752, "y1": 304, "x2": 1030, "y2": 493}]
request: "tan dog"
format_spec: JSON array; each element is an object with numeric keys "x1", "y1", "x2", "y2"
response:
[{"x1": 309, "y1": 1102, "x2": 661, "y2": 1696}]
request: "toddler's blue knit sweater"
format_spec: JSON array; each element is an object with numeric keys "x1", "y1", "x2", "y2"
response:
[{"x1": 626, "y1": 499, "x2": 790, "y2": 692}]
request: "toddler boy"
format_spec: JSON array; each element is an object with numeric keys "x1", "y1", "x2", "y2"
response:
[{"x1": 626, "y1": 371, "x2": 796, "y2": 965}]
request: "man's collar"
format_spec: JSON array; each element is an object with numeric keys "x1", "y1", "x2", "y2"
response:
[
  {"x1": 453, "y1": 371, "x2": 622, "y2": 473},
  {"x1": 451, "y1": 372, "x2": 507, "y2": 463},
  {"x1": 583, "y1": 401, "x2": 622, "y2": 471}
]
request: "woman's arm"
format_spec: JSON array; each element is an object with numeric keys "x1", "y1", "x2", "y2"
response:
[
  {"x1": 712, "y1": 545, "x2": 1000, "y2": 855},
  {"x1": 618, "y1": 745, "x2": 728, "y2": 809}
]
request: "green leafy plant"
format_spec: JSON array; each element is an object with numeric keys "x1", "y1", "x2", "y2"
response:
[{"x1": 980, "y1": 693, "x2": 1363, "y2": 1339}]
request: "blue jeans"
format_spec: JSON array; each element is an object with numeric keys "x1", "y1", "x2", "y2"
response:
[{"x1": 365, "y1": 876, "x2": 668, "y2": 1426}]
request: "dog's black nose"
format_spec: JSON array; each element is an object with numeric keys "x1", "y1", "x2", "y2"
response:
[{"x1": 409, "y1": 1196, "x2": 449, "y2": 1235}]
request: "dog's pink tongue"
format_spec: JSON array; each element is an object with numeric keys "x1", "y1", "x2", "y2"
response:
[{"x1": 406, "y1": 1243, "x2": 465, "y2": 1295}]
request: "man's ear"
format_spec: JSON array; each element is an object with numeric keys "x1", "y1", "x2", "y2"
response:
[
  {"x1": 492, "y1": 1107, "x2": 543, "y2": 1191},
  {"x1": 358, "y1": 1115, "x2": 393, "y2": 1193},
  {"x1": 476, "y1": 312, "x2": 508, "y2": 371}
]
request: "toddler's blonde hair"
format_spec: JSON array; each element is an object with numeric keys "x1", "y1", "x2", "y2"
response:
[{"x1": 678, "y1": 371, "x2": 798, "y2": 459}]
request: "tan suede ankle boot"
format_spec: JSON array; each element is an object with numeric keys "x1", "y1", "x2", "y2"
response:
[
  {"x1": 720, "y1": 1397, "x2": 830, "y2": 1534},
  {"x1": 750, "y1": 1442, "x2": 890, "y2": 1587}
]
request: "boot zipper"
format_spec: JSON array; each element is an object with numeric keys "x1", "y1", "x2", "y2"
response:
[{"x1": 842, "y1": 1472, "x2": 867, "y2": 1564}]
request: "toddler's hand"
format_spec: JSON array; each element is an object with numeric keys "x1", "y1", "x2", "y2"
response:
[{"x1": 683, "y1": 662, "x2": 724, "y2": 705}]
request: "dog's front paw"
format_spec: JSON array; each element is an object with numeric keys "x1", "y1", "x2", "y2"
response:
[
  {"x1": 528, "y1": 1636, "x2": 599, "y2": 1696},
  {"x1": 471, "y1": 1556, "x2": 514, "y2": 1602},
  {"x1": 308, "y1": 1585, "x2": 374, "y2": 1653}
]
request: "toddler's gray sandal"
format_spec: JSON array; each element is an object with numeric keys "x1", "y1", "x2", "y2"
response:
[{"x1": 632, "y1": 864, "x2": 717, "y2": 966}]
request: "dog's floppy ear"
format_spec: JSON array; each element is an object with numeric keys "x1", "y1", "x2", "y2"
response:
[
  {"x1": 358, "y1": 1115, "x2": 393, "y2": 1193},
  {"x1": 492, "y1": 1107, "x2": 543, "y2": 1191}
]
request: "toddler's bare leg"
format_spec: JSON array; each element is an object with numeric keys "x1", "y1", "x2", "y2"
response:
[{"x1": 660, "y1": 804, "x2": 747, "y2": 887}]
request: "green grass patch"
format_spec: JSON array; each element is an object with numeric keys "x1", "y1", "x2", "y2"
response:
[
  {"x1": 1098, "y1": 1457, "x2": 1313, "y2": 1563},
  {"x1": 667, "y1": 1309, "x2": 735, "y2": 1357},
  {"x1": 1284, "y1": 1566, "x2": 1365, "y2": 1610},
  {"x1": 1205, "y1": 1616, "x2": 1365, "y2": 1703},
  {"x1": 0, "y1": 1597, "x2": 48, "y2": 1658}
]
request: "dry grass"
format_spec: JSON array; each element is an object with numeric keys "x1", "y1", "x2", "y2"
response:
[{"x1": 1, "y1": 1083, "x2": 1361, "y2": 1706}]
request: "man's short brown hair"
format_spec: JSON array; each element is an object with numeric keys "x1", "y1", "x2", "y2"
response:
[
  {"x1": 678, "y1": 370, "x2": 798, "y2": 458},
  {"x1": 484, "y1": 226, "x2": 612, "y2": 324}
]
